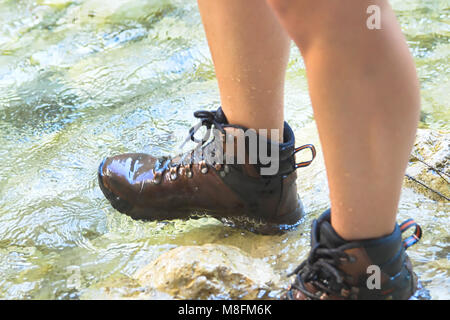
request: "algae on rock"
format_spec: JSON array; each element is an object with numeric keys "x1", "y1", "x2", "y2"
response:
[
  {"x1": 134, "y1": 244, "x2": 282, "y2": 300},
  {"x1": 406, "y1": 129, "x2": 449, "y2": 201}
]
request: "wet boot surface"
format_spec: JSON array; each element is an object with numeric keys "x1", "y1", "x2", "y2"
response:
[{"x1": 98, "y1": 107, "x2": 316, "y2": 234}]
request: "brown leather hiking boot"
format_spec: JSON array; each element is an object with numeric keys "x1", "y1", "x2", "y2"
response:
[
  {"x1": 98, "y1": 107, "x2": 316, "y2": 233},
  {"x1": 284, "y1": 209, "x2": 423, "y2": 300}
]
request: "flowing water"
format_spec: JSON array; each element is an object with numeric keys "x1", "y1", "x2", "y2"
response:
[{"x1": 0, "y1": 0, "x2": 448, "y2": 299}]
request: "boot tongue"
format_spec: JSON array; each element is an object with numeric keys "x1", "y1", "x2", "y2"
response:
[
  {"x1": 214, "y1": 107, "x2": 229, "y2": 125},
  {"x1": 319, "y1": 220, "x2": 347, "y2": 248}
]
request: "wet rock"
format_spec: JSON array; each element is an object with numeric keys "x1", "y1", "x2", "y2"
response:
[
  {"x1": 134, "y1": 244, "x2": 282, "y2": 300},
  {"x1": 58, "y1": 0, "x2": 177, "y2": 26},
  {"x1": 405, "y1": 129, "x2": 450, "y2": 201},
  {"x1": 37, "y1": 0, "x2": 73, "y2": 9},
  {"x1": 81, "y1": 274, "x2": 172, "y2": 300}
]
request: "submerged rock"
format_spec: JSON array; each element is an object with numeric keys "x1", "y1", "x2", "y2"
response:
[
  {"x1": 405, "y1": 129, "x2": 450, "y2": 201},
  {"x1": 81, "y1": 274, "x2": 172, "y2": 300},
  {"x1": 134, "y1": 244, "x2": 282, "y2": 300}
]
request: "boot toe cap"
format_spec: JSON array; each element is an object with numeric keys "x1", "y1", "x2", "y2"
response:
[{"x1": 98, "y1": 156, "x2": 134, "y2": 214}]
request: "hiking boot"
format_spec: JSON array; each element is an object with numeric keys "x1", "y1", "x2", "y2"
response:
[
  {"x1": 284, "y1": 209, "x2": 422, "y2": 299},
  {"x1": 98, "y1": 107, "x2": 316, "y2": 233}
]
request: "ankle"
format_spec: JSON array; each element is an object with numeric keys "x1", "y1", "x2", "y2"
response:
[
  {"x1": 221, "y1": 109, "x2": 284, "y2": 143},
  {"x1": 331, "y1": 217, "x2": 397, "y2": 241}
]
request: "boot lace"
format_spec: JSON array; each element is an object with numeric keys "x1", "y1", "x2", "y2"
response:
[
  {"x1": 288, "y1": 242, "x2": 359, "y2": 300},
  {"x1": 151, "y1": 109, "x2": 316, "y2": 183},
  {"x1": 151, "y1": 110, "x2": 225, "y2": 182}
]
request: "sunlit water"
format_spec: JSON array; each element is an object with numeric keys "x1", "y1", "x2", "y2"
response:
[{"x1": 0, "y1": 0, "x2": 448, "y2": 299}]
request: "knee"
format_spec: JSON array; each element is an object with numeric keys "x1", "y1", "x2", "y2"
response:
[
  {"x1": 267, "y1": 0, "x2": 378, "y2": 50},
  {"x1": 267, "y1": 0, "x2": 371, "y2": 19},
  {"x1": 266, "y1": 0, "x2": 293, "y2": 16},
  {"x1": 266, "y1": 0, "x2": 328, "y2": 50},
  {"x1": 266, "y1": 0, "x2": 314, "y2": 21}
]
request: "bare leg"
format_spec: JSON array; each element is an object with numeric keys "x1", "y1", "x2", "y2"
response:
[
  {"x1": 198, "y1": 0, "x2": 290, "y2": 141},
  {"x1": 267, "y1": 0, "x2": 420, "y2": 240}
]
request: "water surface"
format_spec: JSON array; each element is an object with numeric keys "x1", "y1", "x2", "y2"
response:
[{"x1": 0, "y1": 0, "x2": 448, "y2": 299}]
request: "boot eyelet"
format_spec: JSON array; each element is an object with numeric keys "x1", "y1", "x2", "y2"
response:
[
  {"x1": 200, "y1": 161, "x2": 208, "y2": 174},
  {"x1": 152, "y1": 171, "x2": 162, "y2": 184},
  {"x1": 340, "y1": 289, "x2": 350, "y2": 298},
  {"x1": 184, "y1": 165, "x2": 193, "y2": 178},
  {"x1": 170, "y1": 167, "x2": 178, "y2": 181}
]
